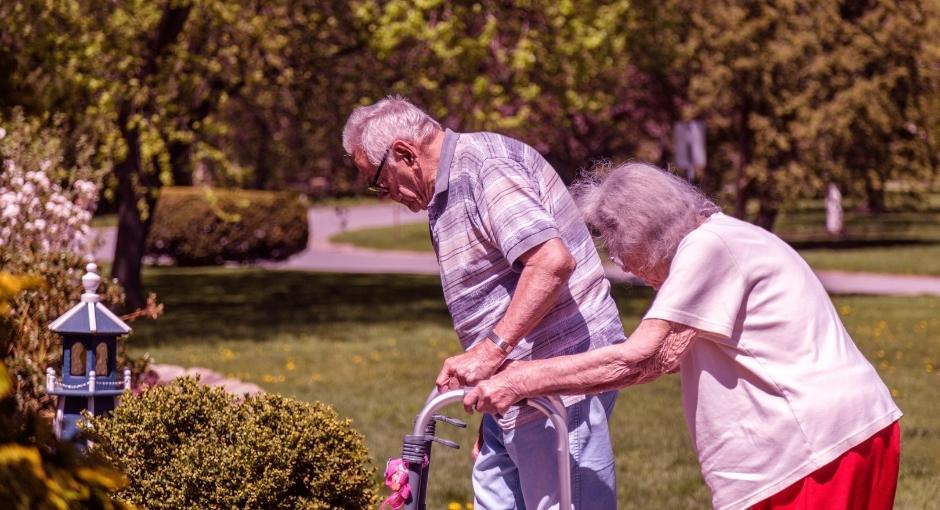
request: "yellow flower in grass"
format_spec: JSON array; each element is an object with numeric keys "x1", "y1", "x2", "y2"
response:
[
  {"x1": 285, "y1": 359, "x2": 296, "y2": 371},
  {"x1": 448, "y1": 503, "x2": 462, "y2": 510}
]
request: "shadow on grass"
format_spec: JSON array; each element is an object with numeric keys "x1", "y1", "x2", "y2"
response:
[
  {"x1": 133, "y1": 269, "x2": 455, "y2": 347},
  {"x1": 131, "y1": 267, "x2": 656, "y2": 349},
  {"x1": 789, "y1": 239, "x2": 940, "y2": 250}
]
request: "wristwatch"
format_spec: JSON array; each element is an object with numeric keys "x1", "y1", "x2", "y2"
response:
[{"x1": 487, "y1": 330, "x2": 514, "y2": 355}]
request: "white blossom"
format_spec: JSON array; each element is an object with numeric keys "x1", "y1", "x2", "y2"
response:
[
  {"x1": 2, "y1": 203, "x2": 20, "y2": 219},
  {"x1": 0, "y1": 147, "x2": 98, "y2": 256}
]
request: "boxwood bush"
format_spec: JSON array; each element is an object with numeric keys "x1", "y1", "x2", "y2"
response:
[
  {"x1": 83, "y1": 378, "x2": 376, "y2": 510},
  {"x1": 146, "y1": 187, "x2": 308, "y2": 266}
]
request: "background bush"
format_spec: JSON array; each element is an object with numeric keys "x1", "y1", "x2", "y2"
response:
[
  {"x1": 84, "y1": 378, "x2": 376, "y2": 510},
  {"x1": 146, "y1": 187, "x2": 309, "y2": 266}
]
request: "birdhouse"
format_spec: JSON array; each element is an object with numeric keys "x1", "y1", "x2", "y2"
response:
[{"x1": 46, "y1": 262, "x2": 131, "y2": 444}]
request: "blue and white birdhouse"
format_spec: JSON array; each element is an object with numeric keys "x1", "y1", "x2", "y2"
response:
[{"x1": 46, "y1": 262, "x2": 131, "y2": 444}]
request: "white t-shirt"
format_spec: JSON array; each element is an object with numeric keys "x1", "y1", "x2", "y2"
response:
[{"x1": 645, "y1": 213, "x2": 901, "y2": 510}]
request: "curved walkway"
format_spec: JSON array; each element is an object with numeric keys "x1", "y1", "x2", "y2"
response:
[{"x1": 93, "y1": 203, "x2": 940, "y2": 296}]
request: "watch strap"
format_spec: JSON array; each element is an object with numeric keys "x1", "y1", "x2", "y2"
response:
[{"x1": 487, "y1": 330, "x2": 513, "y2": 355}]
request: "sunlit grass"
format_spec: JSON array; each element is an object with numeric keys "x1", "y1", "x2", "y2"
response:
[
  {"x1": 127, "y1": 268, "x2": 940, "y2": 508},
  {"x1": 329, "y1": 209, "x2": 940, "y2": 275}
]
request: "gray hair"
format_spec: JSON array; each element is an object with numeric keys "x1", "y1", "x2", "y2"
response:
[
  {"x1": 571, "y1": 162, "x2": 720, "y2": 273},
  {"x1": 342, "y1": 95, "x2": 443, "y2": 166}
]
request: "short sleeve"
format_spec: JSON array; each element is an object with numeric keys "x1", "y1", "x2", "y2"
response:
[
  {"x1": 644, "y1": 229, "x2": 748, "y2": 338},
  {"x1": 473, "y1": 158, "x2": 561, "y2": 271}
]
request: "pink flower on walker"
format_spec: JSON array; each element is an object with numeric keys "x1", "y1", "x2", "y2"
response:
[{"x1": 381, "y1": 457, "x2": 427, "y2": 509}]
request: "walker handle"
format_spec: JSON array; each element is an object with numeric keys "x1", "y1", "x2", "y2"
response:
[{"x1": 409, "y1": 388, "x2": 572, "y2": 510}]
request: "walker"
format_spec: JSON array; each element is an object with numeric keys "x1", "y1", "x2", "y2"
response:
[{"x1": 383, "y1": 388, "x2": 572, "y2": 510}]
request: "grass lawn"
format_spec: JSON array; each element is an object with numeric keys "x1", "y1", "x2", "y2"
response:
[
  {"x1": 330, "y1": 222, "x2": 433, "y2": 252},
  {"x1": 329, "y1": 207, "x2": 940, "y2": 275},
  {"x1": 126, "y1": 268, "x2": 940, "y2": 509}
]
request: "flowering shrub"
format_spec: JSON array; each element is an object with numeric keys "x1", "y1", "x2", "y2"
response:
[
  {"x1": 0, "y1": 158, "x2": 97, "y2": 255},
  {"x1": 0, "y1": 109, "x2": 132, "y2": 414}
]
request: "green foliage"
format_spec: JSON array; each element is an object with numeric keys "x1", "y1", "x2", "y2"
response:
[
  {"x1": 0, "y1": 282, "x2": 131, "y2": 510},
  {"x1": 146, "y1": 187, "x2": 308, "y2": 266},
  {"x1": 357, "y1": 0, "x2": 676, "y2": 175},
  {"x1": 2, "y1": 0, "x2": 938, "y2": 240},
  {"x1": 84, "y1": 378, "x2": 376, "y2": 510},
  {"x1": 680, "y1": 0, "x2": 940, "y2": 226},
  {"x1": 0, "y1": 112, "x2": 132, "y2": 416}
]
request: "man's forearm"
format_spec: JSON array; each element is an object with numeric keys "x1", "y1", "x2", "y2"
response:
[{"x1": 492, "y1": 238, "x2": 575, "y2": 346}]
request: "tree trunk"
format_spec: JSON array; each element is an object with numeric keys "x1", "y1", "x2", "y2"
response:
[
  {"x1": 111, "y1": 112, "x2": 158, "y2": 311},
  {"x1": 169, "y1": 141, "x2": 193, "y2": 186},
  {"x1": 863, "y1": 175, "x2": 887, "y2": 213},
  {"x1": 754, "y1": 201, "x2": 779, "y2": 231},
  {"x1": 110, "y1": 3, "x2": 192, "y2": 310},
  {"x1": 733, "y1": 108, "x2": 752, "y2": 219}
]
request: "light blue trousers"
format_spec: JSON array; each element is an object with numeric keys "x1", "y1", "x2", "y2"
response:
[{"x1": 472, "y1": 391, "x2": 618, "y2": 510}]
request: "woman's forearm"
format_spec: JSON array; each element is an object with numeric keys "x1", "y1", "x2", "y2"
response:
[{"x1": 502, "y1": 319, "x2": 698, "y2": 397}]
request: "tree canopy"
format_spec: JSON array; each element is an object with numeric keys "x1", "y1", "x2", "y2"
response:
[{"x1": 1, "y1": 0, "x2": 938, "y2": 302}]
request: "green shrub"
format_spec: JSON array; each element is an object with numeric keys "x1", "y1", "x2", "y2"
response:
[
  {"x1": 146, "y1": 187, "x2": 309, "y2": 266},
  {"x1": 84, "y1": 378, "x2": 377, "y2": 510}
]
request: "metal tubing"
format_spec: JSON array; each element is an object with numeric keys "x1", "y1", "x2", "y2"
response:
[{"x1": 411, "y1": 389, "x2": 572, "y2": 510}]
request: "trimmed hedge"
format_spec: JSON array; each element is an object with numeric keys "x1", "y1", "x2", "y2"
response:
[
  {"x1": 83, "y1": 378, "x2": 377, "y2": 510},
  {"x1": 146, "y1": 187, "x2": 308, "y2": 266}
]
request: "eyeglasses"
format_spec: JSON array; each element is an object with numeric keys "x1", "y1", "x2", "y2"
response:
[{"x1": 367, "y1": 148, "x2": 390, "y2": 194}]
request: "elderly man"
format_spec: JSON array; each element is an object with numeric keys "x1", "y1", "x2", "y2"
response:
[{"x1": 342, "y1": 96, "x2": 625, "y2": 509}]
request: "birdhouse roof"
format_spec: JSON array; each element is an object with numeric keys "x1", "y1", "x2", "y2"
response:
[
  {"x1": 47, "y1": 262, "x2": 131, "y2": 335},
  {"x1": 49, "y1": 300, "x2": 131, "y2": 335}
]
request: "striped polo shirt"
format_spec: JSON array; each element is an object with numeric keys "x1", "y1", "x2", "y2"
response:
[{"x1": 428, "y1": 129, "x2": 625, "y2": 426}]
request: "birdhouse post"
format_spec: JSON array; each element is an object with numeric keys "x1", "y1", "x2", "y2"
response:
[{"x1": 46, "y1": 262, "x2": 131, "y2": 444}]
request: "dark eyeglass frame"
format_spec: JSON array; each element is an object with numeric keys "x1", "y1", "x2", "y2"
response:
[{"x1": 367, "y1": 148, "x2": 391, "y2": 193}]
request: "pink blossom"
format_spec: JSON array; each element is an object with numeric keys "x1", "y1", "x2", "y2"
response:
[{"x1": 2, "y1": 204, "x2": 20, "y2": 219}]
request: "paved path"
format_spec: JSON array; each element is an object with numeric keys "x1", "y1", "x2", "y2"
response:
[{"x1": 93, "y1": 204, "x2": 940, "y2": 296}]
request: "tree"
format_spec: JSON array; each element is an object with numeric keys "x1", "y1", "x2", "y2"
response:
[
  {"x1": 680, "y1": 0, "x2": 939, "y2": 229},
  {"x1": 356, "y1": 0, "x2": 681, "y2": 178},
  {"x1": 2, "y1": 1, "x2": 381, "y2": 307}
]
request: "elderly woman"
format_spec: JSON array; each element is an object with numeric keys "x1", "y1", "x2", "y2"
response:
[{"x1": 464, "y1": 163, "x2": 902, "y2": 510}]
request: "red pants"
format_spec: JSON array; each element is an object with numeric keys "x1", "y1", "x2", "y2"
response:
[{"x1": 751, "y1": 421, "x2": 900, "y2": 510}]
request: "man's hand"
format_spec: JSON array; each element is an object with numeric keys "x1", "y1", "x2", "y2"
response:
[
  {"x1": 435, "y1": 340, "x2": 507, "y2": 392},
  {"x1": 463, "y1": 375, "x2": 523, "y2": 415}
]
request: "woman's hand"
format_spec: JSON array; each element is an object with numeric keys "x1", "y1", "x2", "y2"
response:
[{"x1": 463, "y1": 375, "x2": 523, "y2": 415}]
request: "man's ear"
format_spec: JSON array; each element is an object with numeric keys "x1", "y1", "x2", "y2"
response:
[{"x1": 391, "y1": 140, "x2": 417, "y2": 166}]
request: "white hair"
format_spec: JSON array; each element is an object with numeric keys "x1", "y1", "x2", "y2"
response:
[
  {"x1": 571, "y1": 162, "x2": 720, "y2": 273},
  {"x1": 342, "y1": 95, "x2": 442, "y2": 166}
]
